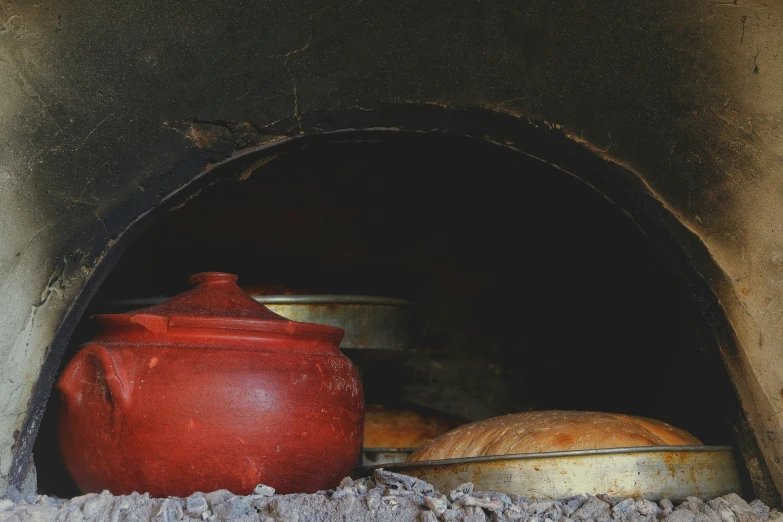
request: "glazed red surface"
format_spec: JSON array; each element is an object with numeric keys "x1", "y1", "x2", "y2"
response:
[{"x1": 57, "y1": 273, "x2": 364, "y2": 497}]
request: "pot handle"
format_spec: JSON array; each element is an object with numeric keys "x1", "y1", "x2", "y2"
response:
[{"x1": 57, "y1": 345, "x2": 131, "y2": 414}]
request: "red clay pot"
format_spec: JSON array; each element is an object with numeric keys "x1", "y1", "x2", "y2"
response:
[{"x1": 57, "y1": 272, "x2": 364, "y2": 497}]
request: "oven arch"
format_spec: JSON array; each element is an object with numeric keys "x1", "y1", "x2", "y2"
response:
[{"x1": 6, "y1": 107, "x2": 780, "y2": 504}]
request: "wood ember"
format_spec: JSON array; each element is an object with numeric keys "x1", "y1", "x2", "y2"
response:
[{"x1": 0, "y1": 471, "x2": 780, "y2": 522}]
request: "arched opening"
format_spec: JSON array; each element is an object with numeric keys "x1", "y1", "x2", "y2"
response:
[{"x1": 30, "y1": 128, "x2": 757, "y2": 498}]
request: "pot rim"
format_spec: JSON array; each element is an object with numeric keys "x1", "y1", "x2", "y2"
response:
[{"x1": 92, "y1": 312, "x2": 345, "y2": 342}]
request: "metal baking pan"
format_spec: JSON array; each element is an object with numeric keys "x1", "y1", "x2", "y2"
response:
[
  {"x1": 361, "y1": 447, "x2": 417, "y2": 466},
  {"x1": 101, "y1": 295, "x2": 419, "y2": 351},
  {"x1": 357, "y1": 446, "x2": 740, "y2": 501}
]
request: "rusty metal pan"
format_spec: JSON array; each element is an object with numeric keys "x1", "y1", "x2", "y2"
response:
[
  {"x1": 102, "y1": 295, "x2": 419, "y2": 350},
  {"x1": 357, "y1": 446, "x2": 740, "y2": 501}
]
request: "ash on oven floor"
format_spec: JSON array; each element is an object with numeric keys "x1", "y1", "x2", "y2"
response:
[{"x1": 0, "y1": 470, "x2": 778, "y2": 522}]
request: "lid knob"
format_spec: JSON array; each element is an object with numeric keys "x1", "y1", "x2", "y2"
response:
[{"x1": 188, "y1": 272, "x2": 239, "y2": 286}]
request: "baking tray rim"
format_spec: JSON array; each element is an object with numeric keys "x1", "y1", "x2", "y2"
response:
[
  {"x1": 360, "y1": 445, "x2": 734, "y2": 471},
  {"x1": 104, "y1": 295, "x2": 419, "y2": 308}
]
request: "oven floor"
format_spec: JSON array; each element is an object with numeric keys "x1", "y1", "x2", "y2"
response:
[{"x1": 0, "y1": 471, "x2": 777, "y2": 522}]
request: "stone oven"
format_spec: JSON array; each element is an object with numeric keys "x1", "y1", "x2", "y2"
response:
[{"x1": 1, "y1": 0, "x2": 783, "y2": 512}]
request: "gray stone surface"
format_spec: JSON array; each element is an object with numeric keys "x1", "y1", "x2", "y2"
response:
[{"x1": 0, "y1": 470, "x2": 779, "y2": 522}]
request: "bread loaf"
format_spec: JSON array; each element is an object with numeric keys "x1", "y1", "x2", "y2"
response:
[
  {"x1": 409, "y1": 411, "x2": 701, "y2": 461},
  {"x1": 363, "y1": 405, "x2": 455, "y2": 449}
]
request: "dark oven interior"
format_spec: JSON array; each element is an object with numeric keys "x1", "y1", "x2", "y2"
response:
[{"x1": 34, "y1": 132, "x2": 754, "y2": 498}]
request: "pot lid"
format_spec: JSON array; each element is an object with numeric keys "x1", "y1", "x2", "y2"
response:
[
  {"x1": 94, "y1": 272, "x2": 344, "y2": 340},
  {"x1": 137, "y1": 272, "x2": 288, "y2": 321}
]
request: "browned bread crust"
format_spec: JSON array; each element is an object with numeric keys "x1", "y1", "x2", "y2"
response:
[
  {"x1": 409, "y1": 410, "x2": 702, "y2": 461},
  {"x1": 363, "y1": 405, "x2": 455, "y2": 449}
]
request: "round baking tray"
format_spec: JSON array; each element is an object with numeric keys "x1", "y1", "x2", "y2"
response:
[
  {"x1": 361, "y1": 447, "x2": 417, "y2": 466},
  {"x1": 356, "y1": 446, "x2": 740, "y2": 501},
  {"x1": 101, "y1": 295, "x2": 419, "y2": 351}
]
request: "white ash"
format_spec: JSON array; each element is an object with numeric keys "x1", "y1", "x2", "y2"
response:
[{"x1": 0, "y1": 470, "x2": 780, "y2": 522}]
